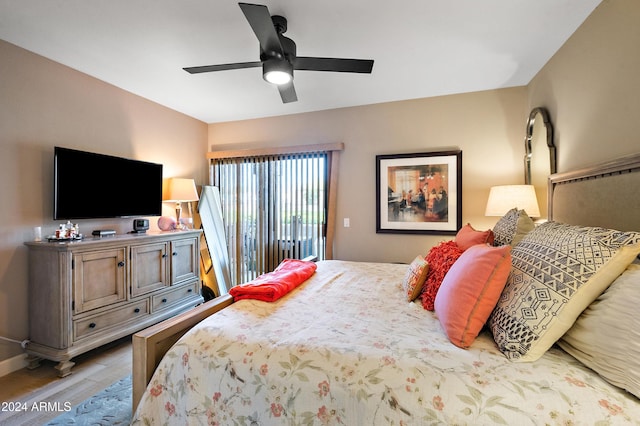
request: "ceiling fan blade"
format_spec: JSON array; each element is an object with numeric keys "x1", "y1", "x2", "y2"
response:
[
  {"x1": 239, "y1": 2, "x2": 284, "y2": 58},
  {"x1": 184, "y1": 61, "x2": 261, "y2": 74},
  {"x1": 278, "y1": 82, "x2": 297, "y2": 103},
  {"x1": 294, "y1": 57, "x2": 374, "y2": 73}
]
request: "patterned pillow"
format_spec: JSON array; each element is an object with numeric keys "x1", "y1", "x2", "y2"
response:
[
  {"x1": 421, "y1": 240, "x2": 464, "y2": 311},
  {"x1": 492, "y1": 208, "x2": 535, "y2": 247},
  {"x1": 488, "y1": 221, "x2": 640, "y2": 362},
  {"x1": 401, "y1": 255, "x2": 429, "y2": 302},
  {"x1": 455, "y1": 223, "x2": 495, "y2": 251},
  {"x1": 558, "y1": 263, "x2": 640, "y2": 398}
]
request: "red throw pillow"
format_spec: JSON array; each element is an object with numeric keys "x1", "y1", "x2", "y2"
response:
[
  {"x1": 455, "y1": 223, "x2": 495, "y2": 251},
  {"x1": 434, "y1": 244, "x2": 512, "y2": 348},
  {"x1": 421, "y1": 240, "x2": 464, "y2": 311}
]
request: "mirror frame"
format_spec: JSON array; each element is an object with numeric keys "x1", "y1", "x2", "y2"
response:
[{"x1": 524, "y1": 107, "x2": 556, "y2": 184}]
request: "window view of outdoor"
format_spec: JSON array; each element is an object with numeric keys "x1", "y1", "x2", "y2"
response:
[{"x1": 213, "y1": 153, "x2": 327, "y2": 284}]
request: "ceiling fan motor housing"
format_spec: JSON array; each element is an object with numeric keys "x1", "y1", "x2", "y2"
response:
[{"x1": 261, "y1": 15, "x2": 296, "y2": 85}]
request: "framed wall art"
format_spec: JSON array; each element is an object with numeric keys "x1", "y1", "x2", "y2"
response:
[{"x1": 376, "y1": 150, "x2": 462, "y2": 234}]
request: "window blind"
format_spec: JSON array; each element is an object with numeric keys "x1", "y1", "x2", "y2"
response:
[{"x1": 210, "y1": 149, "x2": 334, "y2": 285}]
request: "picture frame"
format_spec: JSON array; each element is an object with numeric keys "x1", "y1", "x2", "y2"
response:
[{"x1": 376, "y1": 150, "x2": 462, "y2": 234}]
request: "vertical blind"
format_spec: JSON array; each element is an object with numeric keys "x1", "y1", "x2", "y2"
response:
[{"x1": 210, "y1": 150, "x2": 330, "y2": 285}]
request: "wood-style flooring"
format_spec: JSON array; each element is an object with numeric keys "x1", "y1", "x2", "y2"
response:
[{"x1": 0, "y1": 336, "x2": 132, "y2": 425}]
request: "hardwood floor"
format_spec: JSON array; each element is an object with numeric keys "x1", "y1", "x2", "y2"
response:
[{"x1": 0, "y1": 336, "x2": 132, "y2": 425}]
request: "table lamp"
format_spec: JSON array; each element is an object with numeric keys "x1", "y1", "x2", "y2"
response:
[
  {"x1": 485, "y1": 185, "x2": 540, "y2": 218},
  {"x1": 164, "y1": 178, "x2": 199, "y2": 230}
]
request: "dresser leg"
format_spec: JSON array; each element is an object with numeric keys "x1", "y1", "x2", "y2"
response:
[
  {"x1": 55, "y1": 359, "x2": 75, "y2": 377},
  {"x1": 26, "y1": 355, "x2": 42, "y2": 370}
]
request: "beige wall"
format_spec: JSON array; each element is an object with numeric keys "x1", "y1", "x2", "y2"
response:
[
  {"x1": 0, "y1": 40, "x2": 208, "y2": 363},
  {"x1": 528, "y1": 0, "x2": 640, "y2": 171},
  {"x1": 209, "y1": 88, "x2": 528, "y2": 263}
]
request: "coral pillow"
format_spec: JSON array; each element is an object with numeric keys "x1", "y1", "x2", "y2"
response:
[
  {"x1": 421, "y1": 240, "x2": 464, "y2": 311},
  {"x1": 401, "y1": 255, "x2": 429, "y2": 301},
  {"x1": 455, "y1": 223, "x2": 495, "y2": 251},
  {"x1": 435, "y1": 244, "x2": 512, "y2": 348}
]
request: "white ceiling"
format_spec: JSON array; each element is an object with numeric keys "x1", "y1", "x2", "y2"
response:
[{"x1": 0, "y1": 1, "x2": 602, "y2": 124}]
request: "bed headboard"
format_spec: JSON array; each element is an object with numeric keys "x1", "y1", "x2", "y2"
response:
[{"x1": 548, "y1": 153, "x2": 640, "y2": 231}]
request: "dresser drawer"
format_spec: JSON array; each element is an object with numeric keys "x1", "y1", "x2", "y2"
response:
[
  {"x1": 152, "y1": 281, "x2": 199, "y2": 312},
  {"x1": 73, "y1": 300, "x2": 149, "y2": 341}
]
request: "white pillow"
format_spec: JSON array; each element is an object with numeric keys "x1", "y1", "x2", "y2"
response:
[{"x1": 558, "y1": 262, "x2": 640, "y2": 398}]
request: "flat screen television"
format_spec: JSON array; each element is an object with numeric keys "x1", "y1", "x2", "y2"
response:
[{"x1": 54, "y1": 147, "x2": 163, "y2": 220}]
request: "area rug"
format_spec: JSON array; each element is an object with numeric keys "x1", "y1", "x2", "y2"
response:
[{"x1": 46, "y1": 375, "x2": 132, "y2": 425}]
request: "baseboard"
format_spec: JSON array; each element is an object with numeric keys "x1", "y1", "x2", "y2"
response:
[{"x1": 0, "y1": 353, "x2": 28, "y2": 377}]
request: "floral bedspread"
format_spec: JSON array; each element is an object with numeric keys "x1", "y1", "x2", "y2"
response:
[{"x1": 132, "y1": 260, "x2": 640, "y2": 425}]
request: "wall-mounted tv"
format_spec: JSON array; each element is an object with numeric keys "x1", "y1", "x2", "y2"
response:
[{"x1": 54, "y1": 147, "x2": 163, "y2": 220}]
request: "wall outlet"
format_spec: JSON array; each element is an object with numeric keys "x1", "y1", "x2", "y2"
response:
[{"x1": 343, "y1": 218, "x2": 350, "y2": 228}]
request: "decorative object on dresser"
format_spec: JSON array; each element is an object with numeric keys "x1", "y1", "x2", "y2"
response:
[
  {"x1": 157, "y1": 216, "x2": 177, "y2": 231},
  {"x1": 24, "y1": 230, "x2": 203, "y2": 377},
  {"x1": 163, "y1": 178, "x2": 199, "y2": 230}
]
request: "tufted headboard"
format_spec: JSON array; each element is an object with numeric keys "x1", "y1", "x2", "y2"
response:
[{"x1": 548, "y1": 153, "x2": 640, "y2": 231}]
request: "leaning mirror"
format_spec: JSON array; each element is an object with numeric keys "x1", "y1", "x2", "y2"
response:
[{"x1": 524, "y1": 107, "x2": 556, "y2": 217}]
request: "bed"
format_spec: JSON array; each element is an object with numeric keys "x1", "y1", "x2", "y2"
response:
[{"x1": 131, "y1": 153, "x2": 640, "y2": 425}]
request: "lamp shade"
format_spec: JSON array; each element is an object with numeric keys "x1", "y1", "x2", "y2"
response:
[
  {"x1": 485, "y1": 185, "x2": 540, "y2": 217},
  {"x1": 164, "y1": 178, "x2": 199, "y2": 202}
]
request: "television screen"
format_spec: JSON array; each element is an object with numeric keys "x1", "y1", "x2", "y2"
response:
[{"x1": 54, "y1": 147, "x2": 163, "y2": 220}]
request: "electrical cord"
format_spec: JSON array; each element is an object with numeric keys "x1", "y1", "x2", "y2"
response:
[{"x1": 0, "y1": 335, "x2": 30, "y2": 349}]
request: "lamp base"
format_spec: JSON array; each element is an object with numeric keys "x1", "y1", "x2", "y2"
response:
[
  {"x1": 175, "y1": 201, "x2": 194, "y2": 230},
  {"x1": 175, "y1": 203, "x2": 185, "y2": 230}
]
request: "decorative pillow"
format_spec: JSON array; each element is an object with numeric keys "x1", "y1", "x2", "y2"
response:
[
  {"x1": 488, "y1": 221, "x2": 640, "y2": 362},
  {"x1": 421, "y1": 240, "x2": 464, "y2": 311},
  {"x1": 455, "y1": 223, "x2": 495, "y2": 251},
  {"x1": 558, "y1": 263, "x2": 640, "y2": 398},
  {"x1": 435, "y1": 244, "x2": 511, "y2": 348},
  {"x1": 401, "y1": 255, "x2": 429, "y2": 302},
  {"x1": 492, "y1": 208, "x2": 535, "y2": 247}
]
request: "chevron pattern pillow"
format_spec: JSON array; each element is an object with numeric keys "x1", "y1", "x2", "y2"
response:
[
  {"x1": 488, "y1": 221, "x2": 640, "y2": 362},
  {"x1": 492, "y1": 208, "x2": 535, "y2": 247}
]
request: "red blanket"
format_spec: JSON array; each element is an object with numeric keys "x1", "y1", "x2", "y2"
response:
[{"x1": 229, "y1": 259, "x2": 317, "y2": 302}]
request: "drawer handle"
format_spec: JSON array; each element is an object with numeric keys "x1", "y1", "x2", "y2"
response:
[
  {"x1": 117, "y1": 261, "x2": 125, "y2": 268},
  {"x1": 89, "y1": 322, "x2": 96, "y2": 329},
  {"x1": 161, "y1": 298, "x2": 167, "y2": 303},
  {"x1": 134, "y1": 308, "x2": 140, "y2": 313},
  {"x1": 187, "y1": 288, "x2": 193, "y2": 293}
]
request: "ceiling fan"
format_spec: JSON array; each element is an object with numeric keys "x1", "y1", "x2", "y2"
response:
[{"x1": 183, "y1": 2, "x2": 374, "y2": 103}]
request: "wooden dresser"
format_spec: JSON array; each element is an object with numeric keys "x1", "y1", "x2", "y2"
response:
[{"x1": 24, "y1": 230, "x2": 204, "y2": 377}]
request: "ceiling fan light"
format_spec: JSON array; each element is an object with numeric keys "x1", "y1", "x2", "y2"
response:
[
  {"x1": 263, "y1": 59, "x2": 293, "y2": 85},
  {"x1": 264, "y1": 70, "x2": 291, "y2": 85}
]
